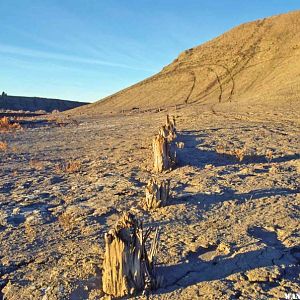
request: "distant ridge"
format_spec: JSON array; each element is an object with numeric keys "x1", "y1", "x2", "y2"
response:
[
  {"x1": 0, "y1": 94, "x2": 88, "y2": 113},
  {"x1": 71, "y1": 10, "x2": 300, "y2": 115}
]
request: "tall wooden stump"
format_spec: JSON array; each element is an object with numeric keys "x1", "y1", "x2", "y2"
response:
[
  {"x1": 159, "y1": 124, "x2": 176, "y2": 142},
  {"x1": 102, "y1": 212, "x2": 159, "y2": 297},
  {"x1": 153, "y1": 134, "x2": 171, "y2": 172},
  {"x1": 166, "y1": 114, "x2": 176, "y2": 132},
  {"x1": 152, "y1": 115, "x2": 177, "y2": 172},
  {"x1": 143, "y1": 178, "x2": 170, "y2": 210}
]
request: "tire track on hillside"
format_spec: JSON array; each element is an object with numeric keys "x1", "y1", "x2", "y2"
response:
[
  {"x1": 184, "y1": 71, "x2": 196, "y2": 104},
  {"x1": 198, "y1": 18, "x2": 269, "y2": 115},
  {"x1": 187, "y1": 64, "x2": 235, "y2": 105}
]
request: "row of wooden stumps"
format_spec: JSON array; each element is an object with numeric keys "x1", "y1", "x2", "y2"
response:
[{"x1": 102, "y1": 115, "x2": 179, "y2": 298}]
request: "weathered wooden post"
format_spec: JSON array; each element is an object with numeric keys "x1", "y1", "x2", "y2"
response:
[
  {"x1": 166, "y1": 114, "x2": 176, "y2": 131},
  {"x1": 143, "y1": 178, "x2": 170, "y2": 210},
  {"x1": 152, "y1": 115, "x2": 178, "y2": 173},
  {"x1": 102, "y1": 212, "x2": 159, "y2": 298},
  {"x1": 158, "y1": 125, "x2": 169, "y2": 139},
  {"x1": 153, "y1": 134, "x2": 170, "y2": 172}
]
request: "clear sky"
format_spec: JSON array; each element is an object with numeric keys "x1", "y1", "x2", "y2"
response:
[{"x1": 0, "y1": 0, "x2": 299, "y2": 102}]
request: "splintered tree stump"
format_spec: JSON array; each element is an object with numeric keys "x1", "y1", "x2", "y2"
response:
[
  {"x1": 165, "y1": 115, "x2": 177, "y2": 141},
  {"x1": 143, "y1": 178, "x2": 170, "y2": 210},
  {"x1": 153, "y1": 134, "x2": 174, "y2": 172},
  {"x1": 152, "y1": 115, "x2": 177, "y2": 172},
  {"x1": 166, "y1": 114, "x2": 176, "y2": 132},
  {"x1": 102, "y1": 212, "x2": 159, "y2": 297},
  {"x1": 159, "y1": 124, "x2": 176, "y2": 142}
]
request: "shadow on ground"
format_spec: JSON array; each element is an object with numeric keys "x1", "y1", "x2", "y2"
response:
[
  {"x1": 155, "y1": 227, "x2": 300, "y2": 295},
  {"x1": 177, "y1": 130, "x2": 299, "y2": 168}
]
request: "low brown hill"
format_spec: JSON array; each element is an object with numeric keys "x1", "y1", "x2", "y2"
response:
[
  {"x1": 73, "y1": 10, "x2": 300, "y2": 115},
  {"x1": 0, "y1": 94, "x2": 88, "y2": 113}
]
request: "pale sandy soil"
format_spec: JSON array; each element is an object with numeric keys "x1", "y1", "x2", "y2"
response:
[{"x1": 0, "y1": 103, "x2": 299, "y2": 299}]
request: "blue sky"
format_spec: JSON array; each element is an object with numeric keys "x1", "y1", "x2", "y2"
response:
[{"x1": 0, "y1": 1, "x2": 299, "y2": 102}]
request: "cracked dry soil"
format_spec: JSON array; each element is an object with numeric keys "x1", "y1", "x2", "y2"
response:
[{"x1": 0, "y1": 103, "x2": 299, "y2": 299}]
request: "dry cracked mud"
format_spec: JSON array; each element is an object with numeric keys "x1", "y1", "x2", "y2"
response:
[{"x1": 0, "y1": 103, "x2": 299, "y2": 299}]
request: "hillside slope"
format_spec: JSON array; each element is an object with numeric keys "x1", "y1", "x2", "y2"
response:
[
  {"x1": 74, "y1": 10, "x2": 300, "y2": 115},
  {"x1": 0, "y1": 95, "x2": 88, "y2": 113}
]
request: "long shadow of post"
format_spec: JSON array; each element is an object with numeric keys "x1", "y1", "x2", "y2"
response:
[
  {"x1": 155, "y1": 227, "x2": 300, "y2": 295},
  {"x1": 151, "y1": 129, "x2": 300, "y2": 294},
  {"x1": 176, "y1": 130, "x2": 299, "y2": 168}
]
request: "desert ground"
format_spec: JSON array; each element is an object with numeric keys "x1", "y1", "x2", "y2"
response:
[
  {"x1": 1, "y1": 9, "x2": 300, "y2": 300},
  {"x1": 0, "y1": 100, "x2": 299, "y2": 299}
]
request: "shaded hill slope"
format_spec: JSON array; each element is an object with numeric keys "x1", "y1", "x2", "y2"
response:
[
  {"x1": 74, "y1": 10, "x2": 300, "y2": 115},
  {"x1": 0, "y1": 94, "x2": 88, "y2": 113}
]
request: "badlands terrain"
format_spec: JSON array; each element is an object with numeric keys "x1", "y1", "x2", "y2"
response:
[{"x1": 1, "y1": 10, "x2": 300, "y2": 300}]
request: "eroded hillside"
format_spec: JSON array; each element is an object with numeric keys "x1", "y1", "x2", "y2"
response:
[{"x1": 72, "y1": 10, "x2": 300, "y2": 115}]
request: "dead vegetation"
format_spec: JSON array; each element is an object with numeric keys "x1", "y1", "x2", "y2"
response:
[
  {"x1": 24, "y1": 221, "x2": 36, "y2": 242},
  {"x1": 58, "y1": 211, "x2": 77, "y2": 232},
  {"x1": 29, "y1": 159, "x2": 44, "y2": 170},
  {"x1": 0, "y1": 141, "x2": 8, "y2": 151},
  {"x1": 265, "y1": 149, "x2": 273, "y2": 163},
  {"x1": 216, "y1": 144, "x2": 247, "y2": 162},
  {"x1": 55, "y1": 160, "x2": 81, "y2": 174},
  {"x1": 0, "y1": 117, "x2": 22, "y2": 132},
  {"x1": 231, "y1": 147, "x2": 247, "y2": 162}
]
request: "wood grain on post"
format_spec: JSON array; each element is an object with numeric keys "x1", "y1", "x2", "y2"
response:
[
  {"x1": 152, "y1": 134, "x2": 171, "y2": 172},
  {"x1": 102, "y1": 212, "x2": 159, "y2": 297},
  {"x1": 153, "y1": 115, "x2": 177, "y2": 172},
  {"x1": 143, "y1": 178, "x2": 170, "y2": 210},
  {"x1": 166, "y1": 114, "x2": 176, "y2": 131}
]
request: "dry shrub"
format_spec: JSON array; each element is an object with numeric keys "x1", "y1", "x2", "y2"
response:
[
  {"x1": 216, "y1": 143, "x2": 246, "y2": 162},
  {"x1": 269, "y1": 164, "x2": 278, "y2": 174},
  {"x1": 0, "y1": 141, "x2": 8, "y2": 151},
  {"x1": 58, "y1": 211, "x2": 77, "y2": 232},
  {"x1": 29, "y1": 159, "x2": 44, "y2": 170},
  {"x1": 231, "y1": 148, "x2": 246, "y2": 162},
  {"x1": 55, "y1": 160, "x2": 81, "y2": 174},
  {"x1": 65, "y1": 160, "x2": 81, "y2": 173},
  {"x1": 265, "y1": 150, "x2": 273, "y2": 163},
  {"x1": 0, "y1": 117, "x2": 22, "y2": 132},
  {"x1": 25, "y1": 222, "x2": 36, "y2": 242}
]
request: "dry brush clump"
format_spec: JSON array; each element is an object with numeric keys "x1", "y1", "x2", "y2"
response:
[
  {"x1": 0, "y1": 117, "x2": 22, "y2": 132},
  {"x1": 0, "y1": 141, "x2": 8, "y2": 151},
  {"x1": 24, "y1": 221, "x2": 36, "y2": 242},
  {"x1": 265, "y1": 149, "x2": 273, "y2": 163},
  {"x1": 58, "y1": 211, "x2": 78, "y2": 232},
  {"x1": 29, "y1": 159, "x2": 45, "y2": 170},
  {"x1": 216, "y1": 143, "x2": 247, "y2": 162},
  {"x1": 102, "y1": 212, "x2": 161, "y2": 298},
  {"x1": 231, "y1": 148, "x2": 247, "y2": 162},
  {"x1": 55, "y1": 160, "x2": 81, "y2": 174}
]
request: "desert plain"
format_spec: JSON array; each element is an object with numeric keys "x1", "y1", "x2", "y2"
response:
[{"x1": 1, "y1": 9, "x2": 300, "y2": 300}]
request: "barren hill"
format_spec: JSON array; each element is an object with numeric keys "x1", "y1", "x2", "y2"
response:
[
  {"x1": 0, "y1": 94, "x2": 88, "y2": 113},
  {"x1": 74, "y1": 10, "x2": 300, "y2": 115}
]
